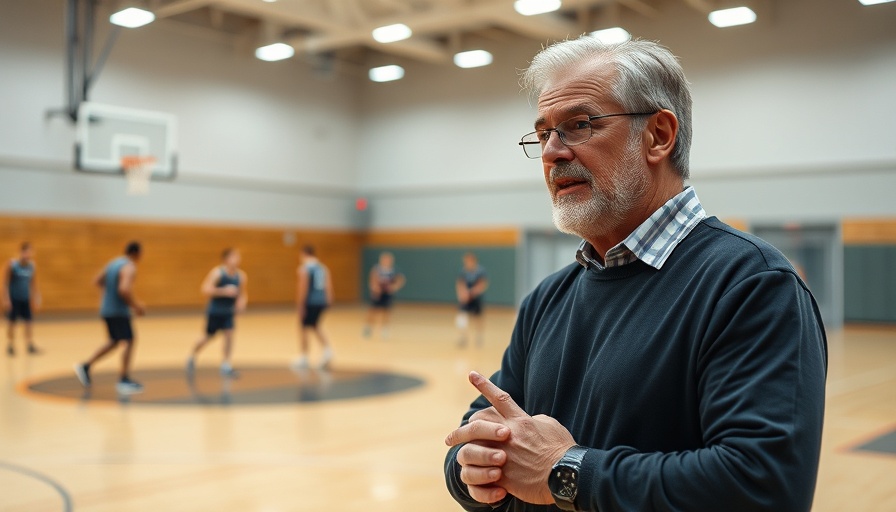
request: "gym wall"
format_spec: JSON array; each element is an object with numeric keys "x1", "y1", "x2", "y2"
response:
[
  {"x1": 0, "y1": 215, "x2": 363, "y2": 312},
  {"x1": 843, "y1": 220, "x2": 896, "y2": 324},
  {"x1": 0, "y1": 0, "x2": 361, "y2": 229},
  {"x1": 357, "y1": 0, "x2": 896, "y2": 230},
  {"x1": 362, "y1": 228, "x2": 519, "y2": 306}
]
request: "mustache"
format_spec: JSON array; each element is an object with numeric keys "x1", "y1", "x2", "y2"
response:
[
  {"x1": 550, "y1": 162, "x2": 593, "y2": 183},
  {"x1": 549, "y1": 162, "x2": 593, "y2": 190}
]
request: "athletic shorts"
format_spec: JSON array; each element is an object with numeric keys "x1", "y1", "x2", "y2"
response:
[
  {"x1": 7, "y1": 300, "x2": 32, "y2": 322},
  {"x1": 371, "y1": 292, "x2": 393, "y2": 309},
  {"x1": 103, "y1": 317, "x2": 134, "y2": 342},
  {"x1": 460, "y1": 297, "x2": 483, "y2": 316},
  {"x1": 206, "y1": 314, "x2": 235, "y2": 335},
  {"x1": 302, "y1": 305, "x2": 327, "y2": 327}
]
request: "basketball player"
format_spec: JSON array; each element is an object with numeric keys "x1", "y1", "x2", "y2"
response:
[
  {"x1": 75, "y1": 241, "x2": 145, "y2": 395},
  {"x1": 293, "y1": 245, "x2": 334, "y2": 370},
  {"x1": 455, "y1": 252, "x2": 488, "y2": 347},
  {"x1": 363, "y1": 252, "x2": 405, "y2": 339},
  {"x1": 186, "y1": 248, "x2": 247, "y2": 378},
  {"x1": 4, "y1": 242, "x2": 41, "y2": 356}
]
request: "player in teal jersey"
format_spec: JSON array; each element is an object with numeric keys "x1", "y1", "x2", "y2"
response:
[
  {"x1": 363, "y1": 252, "x2": 405, "y2": 339},
  {"x1": 292, "y1": 245, "x2": 334, "y2": 370},
  {"x1": 455, "y1": 252, "x2": 489, "y2": 347},
  {"x1": 4, "y1": 242, "x2": 42, "y2": 356},
  {"x1": 75, "y1": 241, "x2": 145, "y2": 395},
  {"x1": 186, "y1": 248, "x2": 248, "y2": 378}
]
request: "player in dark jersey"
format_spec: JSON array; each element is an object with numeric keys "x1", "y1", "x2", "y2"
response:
[
  {"x1": 186, "y1": 248, "x2": 248, "y2": 379},
  {"x1": 292, "y1": 245, "x2": 334, "y2": 370},
  {"x1": 75, "y1": 241, "x2": 145, "y2": 395},
  {"x1": 4, "y1": 242, "x2": 42, "y2": 356},
  {"x1": 363, "y1": 252, "x2": 405, "y2": 339},
  {"x1": 455, "y1": 252, "x2": 489, "y2": 347}
]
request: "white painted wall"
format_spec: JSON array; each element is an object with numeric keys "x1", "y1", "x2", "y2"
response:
[
  {"x1": 0, "y1": 0, "x2": 360, "y2": 227},
  {"x1": 2, "y1": 0, "x2": 895, "y2": 231},
  {"x1": 357, "y1": 0, "x2": 896, "y2": 229}
]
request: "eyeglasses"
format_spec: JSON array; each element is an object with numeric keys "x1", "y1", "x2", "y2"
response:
[{"x1": 518, "y1": 111, "x2": 658, "y2": 159}]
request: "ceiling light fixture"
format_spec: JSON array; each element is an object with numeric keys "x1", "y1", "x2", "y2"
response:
[
  {"x1": 858, "y1": 0, "x2": 895, "y2": 5},
  {"x1": 372, "y1": 23, "x2": 412, "y2": 43},
  {"x1": 369, "y1": 65, "x2": 405, "y2": 82},
  {"x1": 109, "y1": 7, "x2": 155, "y2": 28},
  {"x1": 589, "y1": 27, "x2": 632, "y2": 44},
  {"x1": 513, "y1": 0, "x2": 562, "y2": 16},
  {"x1": 255, "y1": 42, "x2": 295, "y2": 62},
  {"x1": 454, "y1": 49, "x2": 493, "y2": 69},
  {"x1": 708, "y1": 6, "x2": 757, "y2": 28}
]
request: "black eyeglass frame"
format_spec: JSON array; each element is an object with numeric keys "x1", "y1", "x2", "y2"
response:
[{"x1": 518, "y1": 111, "x2": 660, "y2": 159}]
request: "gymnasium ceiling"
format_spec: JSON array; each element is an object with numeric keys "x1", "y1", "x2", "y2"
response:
[{"x1": 146, "y1": 0, "x2": 732, "y2": 66}]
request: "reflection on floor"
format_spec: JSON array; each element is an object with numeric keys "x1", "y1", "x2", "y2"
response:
[{"x1": 24, "y1": 366, "x2": 425, "y2": 406}]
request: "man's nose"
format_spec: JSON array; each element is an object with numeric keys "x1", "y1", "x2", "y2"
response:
[{"x1": 541, "y1": 130, "x2": 574, "y2": 163}]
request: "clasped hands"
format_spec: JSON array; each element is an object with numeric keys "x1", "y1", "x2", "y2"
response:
[{"x1": 444, "y1": 371, "x2": 577, "y2": 506}]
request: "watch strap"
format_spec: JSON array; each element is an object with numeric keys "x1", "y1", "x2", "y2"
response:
[{"x1": 552, "y1": 445, "x2": 589, "y2": 511}]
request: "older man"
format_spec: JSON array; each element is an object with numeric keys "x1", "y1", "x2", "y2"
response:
[{"x1": 444, "y1": 38, "x2": 827, "y2": 512}]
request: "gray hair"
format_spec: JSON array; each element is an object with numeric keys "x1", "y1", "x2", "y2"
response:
[{"x1": 521, "y1": 38, "x2": 692, "y2": 179}]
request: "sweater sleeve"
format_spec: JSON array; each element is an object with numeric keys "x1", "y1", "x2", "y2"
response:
[
  {"x1": 575, "y1": 270, "x2": 827, "y2": 512},
  {"x1": 444, "y1": 295, "x2": 534, "y2": 511}
]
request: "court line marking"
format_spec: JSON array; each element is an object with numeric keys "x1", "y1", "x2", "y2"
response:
[{"x1": 0, "y1": 460, "x2": 73, "y2": 512}]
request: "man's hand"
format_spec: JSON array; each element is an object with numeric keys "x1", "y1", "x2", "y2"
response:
[
  {"x1": 133, "y1": 301, "x2": 146, "y2": 316},
  {"x1": 445, "y1": 371, "x2": 577, "y2": 506}
]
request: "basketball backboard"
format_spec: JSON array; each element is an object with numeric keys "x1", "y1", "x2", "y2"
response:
[{"x1": 75, "y1": 102, "x2": 177, "y2": 179}]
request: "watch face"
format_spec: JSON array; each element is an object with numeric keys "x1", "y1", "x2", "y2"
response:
[{"x1": 551, "y1": 465, "x2": 578, "y2": 500}]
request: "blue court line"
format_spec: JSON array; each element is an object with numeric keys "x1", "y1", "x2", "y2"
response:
[{"x1": 0, "y1": 460, "x2": 73, "y2": 512}]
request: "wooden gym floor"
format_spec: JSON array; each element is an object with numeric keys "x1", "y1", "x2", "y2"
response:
[{"x1": 1, "y1": 305, "x2": 895, "y2": 511}]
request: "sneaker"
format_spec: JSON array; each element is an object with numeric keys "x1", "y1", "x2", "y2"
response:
[
  {"x1": 457, "y1": 336, "x2": 468, "y2": 348},
  {"x1": 319, "y1": 348, "x2": 333, "y2": 370},
  {"x1": 27, "y1": 345, "x2": 41, "y2": 355},
  {"x1": 116, "y1": 378, "x2": 144, "y2": 395},
  {"x1": 362, "y1": 325, "x2": 372, "y2": 338},
  {"x1": 220, "y1": 364, "x2": 239, "y2": 379},
  {"x1": 6, "y1": 346, "x2": 13, "y2": 357},
  {"x1": 185, "y1": 357, "x2": 195, "y2": 376},
  {"x1": 381, "y1": 328, "x2": 390, "y2": 340},
  {"x1": 290, "y1": 356, "x2": 309, "y2": 371},
  {"x1": 74, "y1": 364, "x2": 91, "y2": 388}
]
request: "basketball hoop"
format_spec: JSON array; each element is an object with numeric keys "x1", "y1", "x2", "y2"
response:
[{"x1": 121, "y1": 155, "x2": 155, "y2": 196}]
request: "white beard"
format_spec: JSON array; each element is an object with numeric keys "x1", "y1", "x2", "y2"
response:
[{"x1": 550, "y1": 138, "x2": 647, "y2": 240}]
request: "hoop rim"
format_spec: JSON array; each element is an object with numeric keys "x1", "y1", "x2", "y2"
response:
[{"x1": 120, "y1": 155, "x2": 157, "y2": 171}]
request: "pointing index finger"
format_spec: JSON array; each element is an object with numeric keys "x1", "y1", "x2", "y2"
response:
[{"x1": 469, "y1": 371, "x2": 525, "y2": 419}]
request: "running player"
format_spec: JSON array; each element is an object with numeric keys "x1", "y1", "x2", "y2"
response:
[
  {"x1": 293, "y1": 245, "x2": 334, "y2": 370},
  {"x1": 455, "y1": 252, "x2": 489, "y2": 347},
  {"x1": 4, "y1": 242, "x2": 41, "y2": 356},
  {"x1": 186, "y1": 248, "x2": 247, "y2": 379},
  {"x1": 75, "y1": 241, "x2": 145, "y2": 395},
  {"x1": 363, "y1": 252, "x2": 405, "y2": 339}
]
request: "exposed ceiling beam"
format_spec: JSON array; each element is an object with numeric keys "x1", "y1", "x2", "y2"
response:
[
  {"x1": 290, "y1": 0, "x2": 584, "y2": 61},
  {"x1": 618, "y1": 0, "x2": 660, "y2": 18},
  {"x1": 154, "y1": 0, "x2": 215, "y2": 19},
  {"x1": 682, "y1": 0, "x2": 715, "y2": 14},
  {"x1": 211, "y1": 0, "x2": 345, "y2": 33}
]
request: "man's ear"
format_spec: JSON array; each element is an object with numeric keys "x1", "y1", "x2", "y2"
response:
[{"x1": 644, "y1": 109, "x2": 678, "y2": 166}]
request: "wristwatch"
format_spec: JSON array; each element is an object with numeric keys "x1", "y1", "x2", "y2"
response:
[{"x1": 549, "y1": 445, "x2": 588, "y2": 511}]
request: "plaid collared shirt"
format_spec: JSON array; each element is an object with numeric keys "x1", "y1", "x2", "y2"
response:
[{"x1": 576, "y1": 186, "x2": 707, "y2": 270}]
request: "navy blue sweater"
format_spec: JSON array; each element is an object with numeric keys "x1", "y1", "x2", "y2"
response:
[{"x1": 445, "y1": 218, "x2": 827, "y2": 512}]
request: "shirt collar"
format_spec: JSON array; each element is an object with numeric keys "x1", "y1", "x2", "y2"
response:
[{"x1": 576, "y1": 186, "x2": 707, "y2": 271}]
